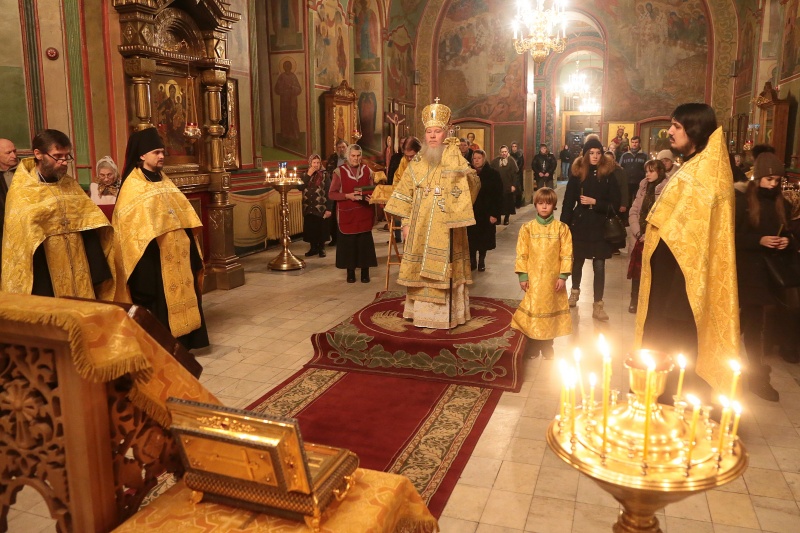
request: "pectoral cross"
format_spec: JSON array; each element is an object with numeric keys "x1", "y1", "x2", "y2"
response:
[{"x1": 450, "y1": 185, "x2": 462, "y2": 199}]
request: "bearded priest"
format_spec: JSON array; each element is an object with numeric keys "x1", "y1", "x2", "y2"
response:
[
  {"x1": 113, "y1": 128, "x2": 209, "y2": 349},
  {"x1": 384, "y1": 98, "x2": 480, "y2": 329}
]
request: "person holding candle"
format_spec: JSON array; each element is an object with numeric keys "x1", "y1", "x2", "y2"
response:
[
  {"x1": 328, "y1": 144, "x2": 377, "y2": 283},
  {"x1": 560, "y1": 136, "x2": 621, "y2": 321},
  {"x1": 635, "y1": 103, "x2": 739, "y2": 403},
  {"x1": 511, "y1": 187, "x2": 573, "y2": 359},
  {"x1": 300, "y1": 154, "x2": 333, "y2": 258},
  {"x1": 733, "y1": 152, "x2": 792, "y2": 401}
]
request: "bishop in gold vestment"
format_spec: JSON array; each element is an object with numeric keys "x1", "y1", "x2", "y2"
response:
[
  {"x1": 384, "y1": 100, "x2": 480, "y2": 329},
  {"x1": 2, "y1": 130, "x2": 115, "y2": 299}
]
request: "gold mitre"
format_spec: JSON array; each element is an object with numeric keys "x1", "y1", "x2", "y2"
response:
[{"x1": 422, "y1": 98, "x2": 451, "y2": 129}]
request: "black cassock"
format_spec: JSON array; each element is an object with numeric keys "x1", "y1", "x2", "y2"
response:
[{"x1": 468, "y1": 165, "x2": 503, "y2": 253}]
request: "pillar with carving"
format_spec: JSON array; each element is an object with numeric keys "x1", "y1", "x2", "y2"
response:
[
  {"x1": 123, "y1": 58, "x2": 157, "y2": 130},
  {"x1": 201, "y1": 67, "x2": 244, "y2": 290}
]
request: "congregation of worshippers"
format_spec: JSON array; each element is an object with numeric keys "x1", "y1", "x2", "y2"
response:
[
  {"x1": 2, "y1": 98, "x2": 798, "y2": 403},
  {"x1": 3, "y1": 2, "x2": 800, "y2": 529}
]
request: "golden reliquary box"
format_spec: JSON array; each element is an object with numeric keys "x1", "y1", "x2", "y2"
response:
[{"x1": 166, "y1": 398, "x2": 359, "y2": 530}]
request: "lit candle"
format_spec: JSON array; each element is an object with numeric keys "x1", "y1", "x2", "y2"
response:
[
  {"x1": 569, "y1": 368, "x2": 577, "y2": 437},
  {"x1": 730, "y1": 401, "x2": 742, "y2": 443},
  {"x1": 729, "y1": 360, "x2": 742, "y2": 403},
  {"x1": 717, "y1": 395, "x2": 731, "y2": 458},
  {"x1": 599, "y1": 334, "x2": 611, "y2": 456},
  {"x1": 642, "y1": 354, "x2": 656, "y2": 463},
  {"x1": 676, "y1": 353, "x2": 686, "y2": 400},
  {"x1": 685, "y1": 394, "x2": 701, "y2": 467},
  {"x1": 589, "y1": 373, "x2": 597, "y2": 410},
  {"x1": 558, "y1": 359, "x2": 568, "y2": 421},
  {"x1": 573, "y1": 348, "x2": 586, "y2": 406}
]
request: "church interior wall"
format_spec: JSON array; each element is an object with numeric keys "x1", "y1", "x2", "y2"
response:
[{"x1": 0, "y1": 0, "x2": 32, "y2": 150}]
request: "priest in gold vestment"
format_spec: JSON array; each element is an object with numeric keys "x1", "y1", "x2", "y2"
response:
[
  {"x1": 1, "y1": 129, "x2": 115, "y2": 299},
  {"x1": 635, "y1": 104, "x2": 740, "y2": 398},
  {"x1": 384, "y1": 100, "x2": 480, "y2": 329},
  {"x1": 113, "y1": 128, "x2": 209, "y2": 349}
]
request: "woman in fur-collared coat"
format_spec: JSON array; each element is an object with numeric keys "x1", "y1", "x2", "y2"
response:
[{"x1": 560, "y1": 137, "x2": 621, "y2": 320}]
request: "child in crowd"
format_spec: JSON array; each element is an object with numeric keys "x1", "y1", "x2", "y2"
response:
[{"x1": 511, "y1": 188, "x2": 573, "y2": 359}]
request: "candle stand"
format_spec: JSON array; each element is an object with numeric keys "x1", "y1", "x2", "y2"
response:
[
  {"x1": 547, "y1": 351, "x2": 748, "y2": 533},
  {"x1": 266, "y1": 178, "x2": 305, "y2": 271}
]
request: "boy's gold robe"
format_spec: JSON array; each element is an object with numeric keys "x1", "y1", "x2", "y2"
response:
[
  {"x1": 1, "y1": 157, "x2": 115, "y2": 298},
  {"x1": 113, "y1": 168, "x2": 204, "y2": 338},
  {"x1": 384, "y1": 138, "x2": 480, "y2": 329},
  {"x1": 635, "y1": 128, "x2": 740, "y2": 393},
  {"x1": 511, "y1": 218, "x2": 573, "y2": 339}
]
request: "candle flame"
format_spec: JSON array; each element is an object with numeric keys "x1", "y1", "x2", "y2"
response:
[
  {"x1": 730, "y1": 360, "x2": 741, "y2": 373},
  {"x1": 589, "y1": 373, "x2": 597, "y2": 388},
  {"x1": 732, "y1": 401, "x2": 742, "y2": 414},
  {"x1": 641, "y1": 351, "x2": 655, "y2": 370},
  {"x1": 677, "y1": 353, "x2": 686, "y2": 369},
  {"x1": 686, "y1": 394, "x2": 700, "y2": 406},
  {"x1": 719, "y1": 395, "x2": 729, "y2": 408},
  {"x1": 597, "y1": 334, "x2": 610, "y2": 360},
  {"x1": 573, "y1": 347, "x2": 582, "y2": 364}
]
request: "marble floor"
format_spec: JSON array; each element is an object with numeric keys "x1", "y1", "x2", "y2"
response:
[{"x1": 8, "y1": 191, "x2": 800, "y2": 532}]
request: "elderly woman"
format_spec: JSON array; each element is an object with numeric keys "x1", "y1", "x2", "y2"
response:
[
  {"x1": 90, "y1": 156, "x2": 119, "y2": 205},
  {"x1": 301, "y1": 154, "x2": 333, "y2": 257}
]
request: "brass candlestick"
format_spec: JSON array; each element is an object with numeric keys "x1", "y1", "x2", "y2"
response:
[
  {"x1": 548, "y1": 351, "x2": 748, "y2": 533},
  {"x1": 265, "y1": 167, "x2": 304, "y2": 271}
]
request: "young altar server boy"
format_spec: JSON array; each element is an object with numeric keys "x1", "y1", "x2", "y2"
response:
[{"x1": 511, "y1": 187, "x2": 573, "y2": 359}]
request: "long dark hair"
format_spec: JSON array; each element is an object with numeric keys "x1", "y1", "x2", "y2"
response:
[
  {"x1": 671, "y1": 103, "x2": 717, "y2": 153},
  {"x1": 746, "y1": 179, "x2": 786, "y2": 229}
]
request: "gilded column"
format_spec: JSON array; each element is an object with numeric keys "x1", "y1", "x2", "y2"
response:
[
  {"x1": 123, "y1": 58, "x2": 157, "y2": 130},
  {"x1": 201, "y1": 66, "x2": 244, "y2": 290}
]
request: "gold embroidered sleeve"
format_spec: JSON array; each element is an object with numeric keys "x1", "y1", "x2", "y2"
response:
[{"x1": 514, "y1": 225, "x2": 531, "y2": 274}]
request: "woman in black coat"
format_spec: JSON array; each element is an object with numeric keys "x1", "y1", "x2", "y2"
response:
[
  {"x1": 734, "y1": 153, "x2": 793, "y2": 401},
  {"x1": 468, "y1": 150, "x2": 503, "y2": 271},
  {"x1": 560, "y1": 138, "x2": 620, "y2": 321}
]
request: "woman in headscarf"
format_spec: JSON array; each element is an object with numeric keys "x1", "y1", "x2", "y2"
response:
[{"x1": 90, "y1": 156, "x2": 119, "y2": 205}]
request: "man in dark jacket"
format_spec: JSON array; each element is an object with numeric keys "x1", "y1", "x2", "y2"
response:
[
  {"x1": 510, "y1": 141, "x2": 524, "y2": 207},
  {"x1": 469, "y1": 150, "x2": 503, "y2": 271},
  {"x1": 458, "y1": 138, "x2": 474, "y2": 167},
  {"x1": 558, "y1": 145, "x2": 572, "y2": 181},
  {"x1": 532, "y1": 144, "x2": 557, "y2": 190},
  {"x1": 618, "y1": 136, "x2": 648, "y2": 208}
]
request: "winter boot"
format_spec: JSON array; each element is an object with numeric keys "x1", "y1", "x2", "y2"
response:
[
  {"x1": 592, "y1": 301, "x2": 609, "y2": 321},
  {"x1": 568, "y1": 289, "x2": 580, "y2": 308}
]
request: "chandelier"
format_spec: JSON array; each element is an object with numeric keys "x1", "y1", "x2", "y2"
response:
[
  {"x1": 579, "y1": 96, "x2": 601, "y2": 114},
  {"x1": 512, "y1": 0, "x2": 568, "y2": 64},
  {"x1": 563, "y1": 61, "x2": 588, "y2": 98}
]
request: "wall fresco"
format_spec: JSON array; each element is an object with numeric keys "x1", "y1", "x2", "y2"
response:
[
  {"x1": 271, "y1": 53, "x2": 308, "y2": 155},
  {"x1": 354, "y1": 0, "x2": 381, "y2": 72},
  {"x1": 312, "y1": 0, "x2": 349, "y2": 88},
  {"x1": 781, "y1": 0, "x2": 800, "y2": 81},
  {"x1": 436, "y1": 0, "x2": 525, "y2": 121},
  {"x1": 386, "y1": 26, "x2": 414, "y2": 102},
  {"x1": 734, "y1": 14, "x2": 756, "y2": 95}
]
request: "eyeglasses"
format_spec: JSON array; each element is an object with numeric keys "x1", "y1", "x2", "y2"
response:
[{"x1": 44, "y1": 152, "x2": 74, "y2": 164}]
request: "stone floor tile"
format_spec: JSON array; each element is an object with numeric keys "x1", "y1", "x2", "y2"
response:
[
  {"x1": 441, "y1": 485, "x2": 492, "y2": 523},
  {"x1": 570, "y1": 502, "x2": 619, "y2": 533},
  {"x1": 750, "y1": 495, "x2": 800, "y2": 533},
  {"x1": 533, "y1": 466, "x2": 579, "y2": 501},
  {"x1": 575, "y1": 474, "x2": 619, "y2": 508},
  {"x1": 436, "y1": 516, "x2": 479, "y2": 533},
  {"x1": 525, "y1": 496, "x2": 575, "y2": 532},
  {"x1": 664, "y1": 492, "x2": 711, "y2": 522},
  {"x1": 664, "y1": 516, "x2": 714, "y2": 533},
  {"x1": 479, "y1": 489, "x2": 533, "y2": 530},
  {"x1": 503, "y1": 438, "x2": 547, "y2": 465},
  {"x1": 743, "y1": 467, "x2": 795, "y2": 500},
  {"x1": 459, "y1": 456, "x2": 502, "y2": 488},
  {"x1": 494, "y1": 462, "x2": 539, "y2": 494},
  {"x1": 706, "y1": 490, "x2": 760, "y2": 529}
]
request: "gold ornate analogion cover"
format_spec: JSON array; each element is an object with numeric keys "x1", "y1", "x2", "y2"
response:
[{"x1": 167, "y1": 399, "x2": 359, "y2": 527}]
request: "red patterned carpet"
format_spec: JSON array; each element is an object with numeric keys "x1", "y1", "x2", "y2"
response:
[
  {"x1": 308, "y1": 291, "x2": 527, "y2": 392},
  {"x1": 247, "y1": 368, "x2": 502, "y2": 518}
]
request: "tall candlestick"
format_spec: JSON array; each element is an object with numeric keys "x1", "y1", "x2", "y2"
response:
[
  {"x1": 676, "y1": 353, "x2": 686, "y2": 400},
  {"x1": 599, "y1": 334, "x2": 611, "y2": 456},
  {"x1": 717, "y1": 396, "x2": 731, "y2": 457},
  {"x1": 573, "y1": 348, "x2": 586, "y2": 405},
  {"x1": 589, "y1": 373, "x2": 597, "y2": 410},
  {"x1": 685, "y1": 394, "x2": 701, "y2": 467},
  {"x1": 642, "y1": 355, "x2": 655, "y2": 463},
  {"x1": 730, "y1": 401, "x2": 742, "y2": 443},
  {"x1": 729, "y1": 360, "x2": 742, "y2": 403}
]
